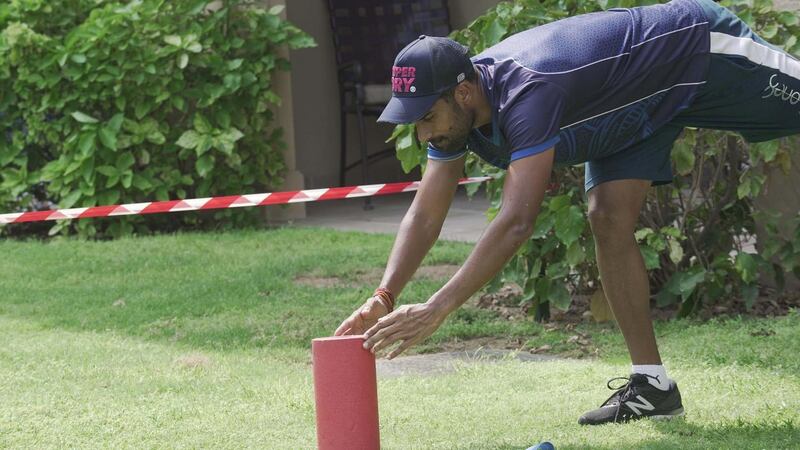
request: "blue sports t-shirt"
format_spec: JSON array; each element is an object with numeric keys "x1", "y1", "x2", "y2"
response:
[{"x1": 427, "y1": 0, "x2": 710, "y2": 168}]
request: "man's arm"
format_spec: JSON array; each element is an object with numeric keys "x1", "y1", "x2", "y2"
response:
[
  {"x1": 380, "y1": 155, "x2": 465, "y2": 295},
  {"x1": 430, "y1": 149, "x2": 553, "y2": 314},
  {"x1": 334, "y1": 155, "x2": 464, "y2": 336},
  {"x1": 363, "y1": 148, "x2": 554, "y2": 356}
]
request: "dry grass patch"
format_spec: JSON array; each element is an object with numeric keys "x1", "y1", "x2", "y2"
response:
[
  {"x1": 174, "y1": 353, "x2": 212, "y2": 369},
  {"x1": 293, "y1": 264, "x2": 461, "y2": 289}
]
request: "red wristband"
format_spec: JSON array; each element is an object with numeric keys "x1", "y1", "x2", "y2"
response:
[{"x1": 373, "y1": 287, "x2": 395, "y2": 313}]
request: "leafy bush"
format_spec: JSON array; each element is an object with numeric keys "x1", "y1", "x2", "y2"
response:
[
  {"x1": 390, "y1": 0, "x2": 800, "y2": 315},
  {"x1": 0, "y1": 0, "x2": 314, "y2": 237}
]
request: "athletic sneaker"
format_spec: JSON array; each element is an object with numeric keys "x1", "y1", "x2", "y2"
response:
[{"x1": 578, "y1": 373, "x2": 685, "y2": 425}]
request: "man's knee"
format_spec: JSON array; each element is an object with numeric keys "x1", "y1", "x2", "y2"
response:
[
  {"x1": 587, "y1": 179, "x2": 650, "y2": 246},
  {"x1": 587, "y1": 205, "x2": 637, "y2": 245}
]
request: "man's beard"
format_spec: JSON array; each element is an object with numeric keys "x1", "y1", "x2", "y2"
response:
[{"x1": 437, "y1": 102, "x2": 474, "y2": 153}]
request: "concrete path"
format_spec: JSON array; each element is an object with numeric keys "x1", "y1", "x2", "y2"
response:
[
  {"x1": 298, "y1": 186, "x2": 491, "y2": 243},
  {"x1": 775, "y1": 0, "x2": 799, "y2": 9},
  {"x1": 376, "y1": 349, "x2": 561, "y2": 378}
]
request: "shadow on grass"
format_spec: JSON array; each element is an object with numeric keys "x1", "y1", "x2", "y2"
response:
[{"x1": 488, "y1": 419, "x2": 799, "y2": 450}]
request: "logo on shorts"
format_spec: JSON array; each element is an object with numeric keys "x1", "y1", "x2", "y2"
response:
[
  {"x1": 392, "y1": 66, "x2": 416, "y2": 93},
  {"x1": 762, "y1": 74, "x2": 800, "y2": 115}
]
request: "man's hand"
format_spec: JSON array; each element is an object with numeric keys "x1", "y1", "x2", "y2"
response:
[
  {"x1": 362, "y1": 302, "x2": 448, "y2": 359},
  {"x1": 334, "y1": 296, "x2": 389, "y2": 336}
]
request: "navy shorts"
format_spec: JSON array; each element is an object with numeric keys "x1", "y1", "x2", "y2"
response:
[{"x1": 585, "y1": 0, "x2": 800, "y2": 190}]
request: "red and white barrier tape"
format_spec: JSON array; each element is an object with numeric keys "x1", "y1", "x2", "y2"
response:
[{"x1": 0, "y1": 176, "x2": 492, "y2": 224}]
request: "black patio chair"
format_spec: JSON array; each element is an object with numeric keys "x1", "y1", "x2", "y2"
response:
[{"x1": 327, "y1": 0, "x2": 451, "y2": 207}]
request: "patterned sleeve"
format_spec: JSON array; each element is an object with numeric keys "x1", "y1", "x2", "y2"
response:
[
  {"x1": 426, "y1": 143, "x2": 467, "y2": 161},
  {"x1": 499, "y1": 81, "x2": 566, "y2": 162}
]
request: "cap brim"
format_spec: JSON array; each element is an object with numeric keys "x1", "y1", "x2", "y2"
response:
[{"x1": 377, "y1": 94, "x2": 439, "y2": 124}]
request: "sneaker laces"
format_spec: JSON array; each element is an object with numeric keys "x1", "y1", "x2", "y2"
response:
[{"x1": 601, "y1": 374, "x2": 660, "y2": 422}]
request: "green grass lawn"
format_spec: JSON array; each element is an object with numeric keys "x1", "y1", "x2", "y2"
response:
[{"x1": 0, "y1": 228, "x2": 798, "y2": 449}]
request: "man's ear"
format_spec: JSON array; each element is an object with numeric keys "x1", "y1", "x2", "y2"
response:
[{"x1": 454, "y1": 81, "x2": 473, "y2": 107}]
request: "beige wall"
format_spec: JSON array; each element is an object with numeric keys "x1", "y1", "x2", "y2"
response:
[
  {"x1": 774, "y1": 0, "x2": 800, "y2": 9},
  {"x1": 286, "y1": 0, "x2": 501, "y2": 189},
  {"x1": 754, "y1": 150, "x2": 800, "y2": 290},
  {"x1": 448, "y1": 0, "x2": 502, "y2": 30},
  {"x1": 257, "y1": 0, "x2": 306, "y2": 220}
]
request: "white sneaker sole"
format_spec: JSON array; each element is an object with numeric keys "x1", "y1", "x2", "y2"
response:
[{"x1": 649, "y1": 408, "x2": 686, "y2": 420}]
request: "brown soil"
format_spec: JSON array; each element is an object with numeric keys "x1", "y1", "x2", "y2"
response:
[
  {"x1": 696, "y1": 290, "x2": 800, "y2": 319},
  {"x1": 294, "y1": 264, "x2": 461, "y2": 288},
  {"x1": 463, "y1": 284, "x2": 799, "y2": 359},
  {"x1": 475, "y1": 283, "x2": 530, "y2": 320},
  {"x1": 293, "y1": 275, "x2": 340, "y2": 289},
  {"x1": 475, "y1": 284, "x2": 800, "y2": 326}
]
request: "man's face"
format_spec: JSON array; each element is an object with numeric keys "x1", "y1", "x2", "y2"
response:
[{"x1": 414, "y1": 95, "x2": 475, "y2": 153}]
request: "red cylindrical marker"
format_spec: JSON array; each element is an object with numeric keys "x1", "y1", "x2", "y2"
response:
[{"x1": 312, "y1": 335, "x2": 380, "y2": 450}]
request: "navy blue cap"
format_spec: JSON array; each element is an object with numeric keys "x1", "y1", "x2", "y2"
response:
[{"x1": 377, "y1": 36, "x2": 473, "y2": 124}]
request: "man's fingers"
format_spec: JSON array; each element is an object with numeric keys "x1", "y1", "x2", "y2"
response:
[
  {"x1": 387, "y1": 336, "x2": 420, "y2": 360},
  {"x1": 336, "y1": 296, "x2": 395, "y2": 337},
  {"x1": 364, "y1": 320, "x2": 402, "y2": 350},
  {"x1": 335, "y1": 309, "x2": 364, "y2": 336},
  {"x1": 364, "y1": 310, "x2": 400, "y2": 339},
  {"x1": 370, "y1": 326, "x2": 405, "y2": 354},
  {"x1": 363, "y1": 319, "x2": 384, "y2": 339},
  {"x1": 334, "y1": 320, "x2": 351, "y2": 336}
]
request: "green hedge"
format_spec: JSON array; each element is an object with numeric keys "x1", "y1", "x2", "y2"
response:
[{"x1": 0, "y1": 0, "x2": 314, "y2": 237}]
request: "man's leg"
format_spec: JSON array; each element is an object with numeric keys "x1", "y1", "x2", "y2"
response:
[
  {"x1": 578, "y1": 178, "x2": 684, "y2": 425},
  {"x1": 586, "y1": 178, "x2": 659, "y2": 364}
]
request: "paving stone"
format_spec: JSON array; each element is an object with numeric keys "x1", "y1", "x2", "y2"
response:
[{"x1": 376, "y1": 349, "x2": 561, "y2": 378}]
